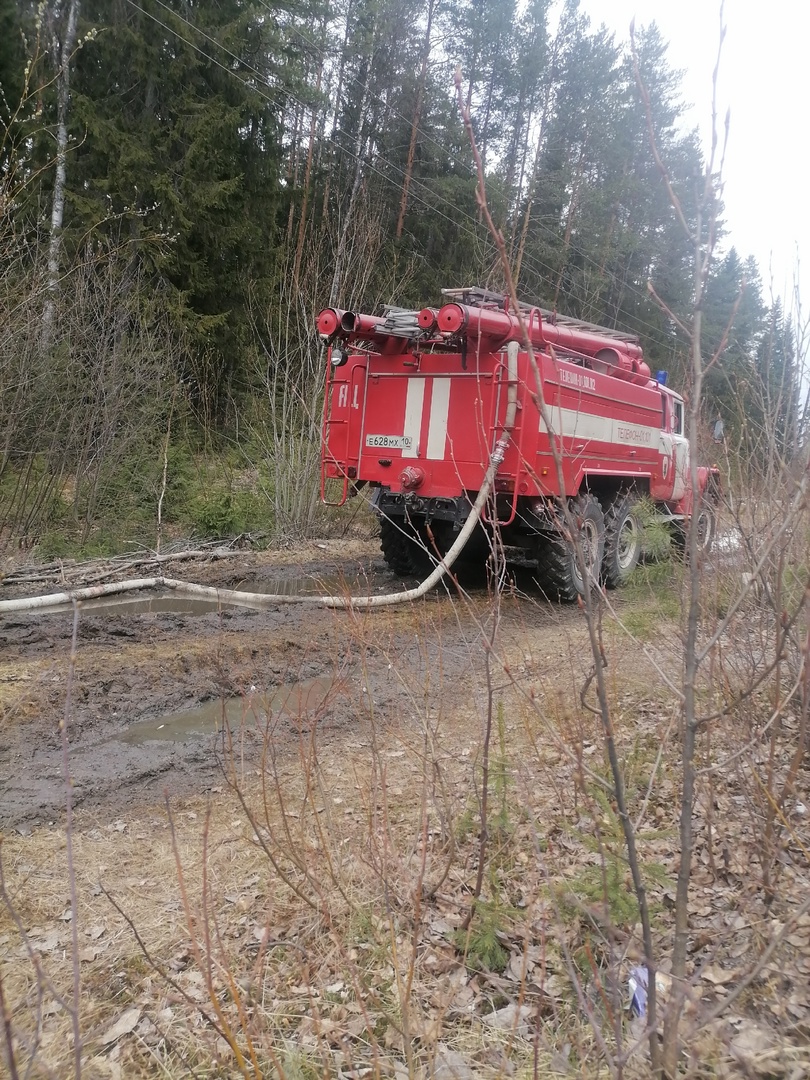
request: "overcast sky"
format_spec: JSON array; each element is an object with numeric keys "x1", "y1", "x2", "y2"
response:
[{"x1": 576, "y1": 0, "x2": 804, "y2": 309}]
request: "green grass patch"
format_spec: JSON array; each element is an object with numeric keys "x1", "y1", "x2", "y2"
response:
[
  {"x1": 637, "y1": 497, "x2": 675, "y2": 562},
  {"x1": 619, "y1": 560, "x2": 682, "y2": 639}
]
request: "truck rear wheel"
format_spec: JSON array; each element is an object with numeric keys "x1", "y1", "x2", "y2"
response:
[
  {"x1": 602, "y1": 494, "x2": 642, "y2": 589},
  {"x1": 535, "y1": 494, "x2": 606, "y2": 602},
  {"x1": 380, "y1": 517, "x2": 451, "y2": 578},
  {"x1": 407, "y1": 523, "x2": 444, "y2": 578},
  {"x1": 380, "y1": 517, "x2": 417, "y2": 576}
]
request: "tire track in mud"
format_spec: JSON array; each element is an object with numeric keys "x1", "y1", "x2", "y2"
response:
[{"x1": 0, "y1": 547, "x2": 577, "y2": 828}]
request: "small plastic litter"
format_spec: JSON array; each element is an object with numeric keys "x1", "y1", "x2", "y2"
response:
[
  {"x1": 628, "y1": 966, "x2": 672, "y2": 1017},
  {"x1": 628, "y1": 966, "x2": 649, "y2": 1016}
]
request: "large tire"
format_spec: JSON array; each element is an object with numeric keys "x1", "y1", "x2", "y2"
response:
[
  {"x1": 406, "y1": 523, "x2": 441, "y2": 578},
  {"x1": 535, "y1": 494, "x2": 606, "y2": 603},
  {"x1": 380, "y1": 517, "x2": 417, "y2": 576},
  {"x1": 602, "y1": 493, "x2": 642, "y2": 589},
  {"x1": 380, "y1": 517, "x2": 450, "y2": 578},
  {"x1": 695, "y1": 503, "x2": 717, "y2": 554},
  {"x1": 670, "y1": 503, "x2": 716, "y2": 560}
]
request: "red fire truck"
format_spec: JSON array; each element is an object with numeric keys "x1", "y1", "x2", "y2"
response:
[{"x1": 318, "y1": 288, "x2": 720, "y2": 601}]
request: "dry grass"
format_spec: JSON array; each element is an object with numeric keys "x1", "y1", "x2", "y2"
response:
[{"x1": 2, "y1": 542, "x2": 810, "y2": 1078}]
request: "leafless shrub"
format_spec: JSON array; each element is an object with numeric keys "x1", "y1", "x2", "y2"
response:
[
  {"x1": 0, "y1": 235, "x2": 176, "y2": 548},
  {"x1": 240, "y1": 203, "x2": 416, "y2": 540}
]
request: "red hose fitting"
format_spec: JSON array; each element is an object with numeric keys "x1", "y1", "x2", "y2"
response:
[{"x1": 400, "y1": 465, "x2": 425, "y2": 491}]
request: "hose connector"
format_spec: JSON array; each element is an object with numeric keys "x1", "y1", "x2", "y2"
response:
[{"x1": 491, "y1": 437, "x2": 510, "y2": 467}]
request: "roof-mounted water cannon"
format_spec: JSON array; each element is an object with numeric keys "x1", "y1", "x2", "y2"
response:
[
  {"x1": 316, "y1": 307, "x2": 388, "y2": 341},
  {"x1": 340, "y1": 310, "x2": 386, "y2": 337},
  {"x1": 591, "y1": 347, "x2": 653, "y2": 385},
  {"x1": 316, "y1": 307, "x2": 400, "y2": 351},
  {"x1": 417, "y1": 308, "x2": 439, "y2": 333}
]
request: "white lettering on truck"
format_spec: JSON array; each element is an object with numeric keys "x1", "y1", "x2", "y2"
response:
[
  {"x1": 616, "y1": 424, "x2": 652, "y2": 445},
  {"x1": 560, "y1": 368, "x2": 597, "y2": 391}
]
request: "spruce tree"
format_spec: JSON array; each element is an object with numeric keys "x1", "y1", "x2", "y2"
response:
[
  {"x1": 63, "y1": 0, "x2": 308, "y2": 413},
  {"x1": 0, "y1": 0, "x2": 25, "y2": 179}
]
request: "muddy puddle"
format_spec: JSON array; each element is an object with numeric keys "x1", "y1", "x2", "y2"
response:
[
  {"x1": 0, "y1": 543, "x2": 425, "y2": 826},
  {"x1": 118, "y1": 675, "x2": 337, "y2": 745},
  {"x1": 235, "y1": 573, "x2": 351, "y2": 596},
  {"x1": 50, "y1": 592, "x2": 222, "y2": 616},
  {"x1": 26, "y1": 573, "x2": 357, "y2": 617},
  {"x1": 0, "y1": 541, "x2": 520, "y2": 825}
]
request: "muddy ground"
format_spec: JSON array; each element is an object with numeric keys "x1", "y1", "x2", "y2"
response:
[
  {"x1": 0, "y1": 539, "x2": 591, "y2": 829},
  {"x1": 5, "y1": 539, "x2": 810, "y2": 1080}
]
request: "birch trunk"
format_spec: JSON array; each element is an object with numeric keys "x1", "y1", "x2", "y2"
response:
[{"x1": 42, "y1": 0, "x2": 80, "y2": 348}]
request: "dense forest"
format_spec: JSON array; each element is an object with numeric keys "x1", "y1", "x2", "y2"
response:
[{"x1": 0, "y1": 0, "x2": 802, "y2": 551}]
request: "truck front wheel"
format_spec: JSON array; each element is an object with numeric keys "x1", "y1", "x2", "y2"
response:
[
  {"x1": 535, "y1": 494, "x2": 606, "y2": 602},
  {"x1": 602, "y1": 494, "x2": 642, "y2": 589},
  {"x1": 670, "y1": 503, "x2": 716, "y2": 559},
  {"x1": 695, "y1": 504, "x2": 717, "y2": 554}
]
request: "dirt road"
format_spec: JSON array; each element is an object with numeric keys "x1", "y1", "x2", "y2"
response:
[{"x1": 0, "y1": 540, "x2": 584, "y2": 828}]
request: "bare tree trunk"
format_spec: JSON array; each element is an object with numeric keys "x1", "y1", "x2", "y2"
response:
[
  {"x1": 320, "y1": 0, "x2": 355, "y2": 225},
  {"x1": 511, "y1": 17, "x2": 566, "y2": 285},
  {"x1": 395, "y1": 0, "x2": 436, "y2": 239},
  {"x1": 329, "y1": 24, "x2": 375, "y2": 308},
  {"x1": 632, "y1": 21, "x2": 725, "y2": 1074},
  {"x1": 285, "y1": 101, "x2": 304, "y2": 242},
  {"x1": 552, "y1": 141, "x2": 587, "y2": 309},
  {"x1": 503, "y1": 88, "x2": 529, "y2": 214},
  {"x1": 512, "y1": 89, "x2": 550, "y2": 286},
  {"x1": 465, "y1": 0, "x2": 483, "y2": 117},
  {"x1": 478, "y1": 47, "x2": 501, "y2": 177},
  {"x1": 42, "y1": 0, "x2": 80, "y2": 348}
]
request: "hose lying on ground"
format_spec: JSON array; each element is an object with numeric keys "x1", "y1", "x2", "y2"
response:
[{"x1": 0, "y1": 346, "x2": 519, "y2": 616}]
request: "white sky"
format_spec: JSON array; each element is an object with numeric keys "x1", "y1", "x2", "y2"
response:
[{"x1": 577, "y1": 0, "x2": 805, "y2": 308}]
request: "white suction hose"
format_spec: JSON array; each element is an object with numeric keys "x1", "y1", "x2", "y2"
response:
[{"x1": 0, "y1": 344, "x2": 520, "y2": 616}]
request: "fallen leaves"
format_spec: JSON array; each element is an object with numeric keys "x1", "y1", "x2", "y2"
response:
[
  {"x1": 100, "y1": 1007, "x2": 141, "y2": 1045},
  {"x1": 1, "y1": 612, "x2": 809, "y2": 1080}
]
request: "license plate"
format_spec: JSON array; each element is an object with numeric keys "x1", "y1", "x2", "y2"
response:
[{"x1": 365, "y1": 434, "x2": 413, "y2": 450}]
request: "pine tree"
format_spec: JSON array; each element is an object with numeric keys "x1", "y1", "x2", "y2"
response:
[
  {"x1": 518, "y1": 7, "x2": 631, "y2": 316},
  {"x1": 754, "y1": 301, "x2": 798, "y2": 459},
  {"x1": 702, "y1": 249, "x2": 765, "y2": 424},
  {"x1": 455, "y1": 0, "x2": 518, "y2": 172}
]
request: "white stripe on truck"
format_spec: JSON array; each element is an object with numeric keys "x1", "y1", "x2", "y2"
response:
[
  {"x1": 541, "y1": 408, "x2": 659, "y2": 449},
  {"x1": 403, "y1": 378, "x2": 425, "y2": 455},
  {"x1": 426, "y1": 378, "x2": 451, "y2": 460}
]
